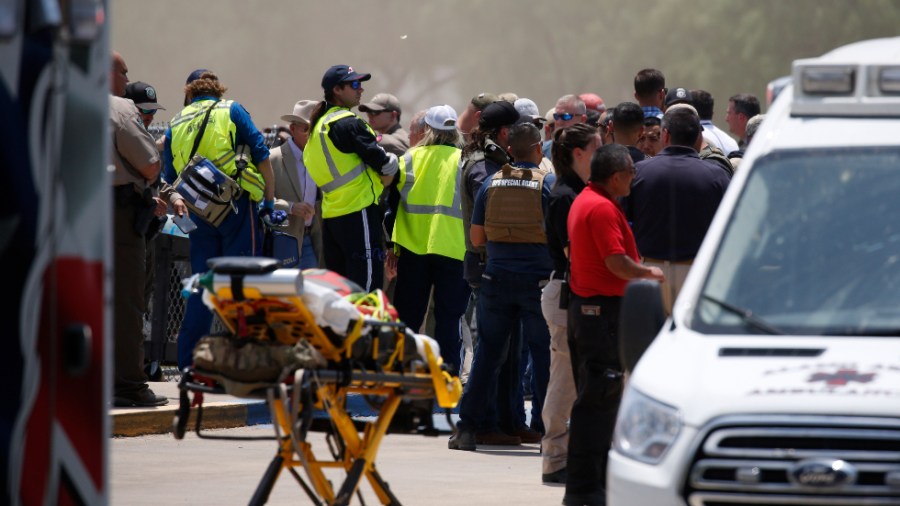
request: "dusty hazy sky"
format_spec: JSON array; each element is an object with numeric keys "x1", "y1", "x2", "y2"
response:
[{"x1": 111, "y1": 0, "x2": 897, "y2": 130}]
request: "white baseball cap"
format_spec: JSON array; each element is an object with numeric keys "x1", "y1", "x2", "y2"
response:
[{"x1": 424, "y1": 104, "x2": 458, "y2": 131}]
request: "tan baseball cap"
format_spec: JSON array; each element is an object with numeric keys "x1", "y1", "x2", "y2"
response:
[{"x1": 359, "y1": 93, "x2": 401, "y2": 113}]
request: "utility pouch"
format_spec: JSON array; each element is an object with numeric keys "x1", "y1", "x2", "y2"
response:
[{"x1": 559, "y1": 280, "x2": 570, "y2": 310}]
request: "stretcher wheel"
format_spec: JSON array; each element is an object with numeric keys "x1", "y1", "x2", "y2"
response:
[
  {"x1": 172, "y1": 389, "x2": 191, "y2": 439},
  {"x1": 172, "y1": 414, "x2": 187, "y2": 440}
]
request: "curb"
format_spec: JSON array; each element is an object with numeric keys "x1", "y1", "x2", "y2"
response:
[
  {"x1": 110, "y1": 388, "x2": 458, "y2": 437},
  {"x1": 112, "y1": 400, "x2": 271, "y2": 437}
]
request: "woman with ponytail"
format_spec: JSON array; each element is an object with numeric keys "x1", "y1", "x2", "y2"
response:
[{"x1": 539, "y1": 123, "x2": 601, "y2": 484}]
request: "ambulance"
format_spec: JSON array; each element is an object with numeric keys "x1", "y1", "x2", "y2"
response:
[
  {"x1": 610, "y1": 36, "x2": 900, "y2": 505},
  {"x1": 1, "y1": 1, "x2": 110, "y2": 504}
]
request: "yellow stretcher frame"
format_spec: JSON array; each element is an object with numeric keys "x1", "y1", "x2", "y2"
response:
[{"x1": 174, "y1": 270, "x2": 463, "y2": 506}]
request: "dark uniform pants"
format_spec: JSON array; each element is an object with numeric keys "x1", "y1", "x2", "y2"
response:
[
  {"x1": 322, "y1": 204, "x2": 383, "y2": 293},
  {"x1": 565, "y1": 293, "x2": 624, "y2": 499},
  {"x1": 392, "y1": 247, "x2": 470, "y2": 375},
  {"x1": 113, "y1": 187, "x2": 148, "y2": 396}
]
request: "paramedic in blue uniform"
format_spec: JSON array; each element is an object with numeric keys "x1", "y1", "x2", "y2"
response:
[{"x1": 162, "y1": 69, "x2": 276, "y2": 369}]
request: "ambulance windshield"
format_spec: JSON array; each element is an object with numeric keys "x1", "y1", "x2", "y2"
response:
[{"x1": 695, "y1": 148, "x2": 900, "y2": 336}]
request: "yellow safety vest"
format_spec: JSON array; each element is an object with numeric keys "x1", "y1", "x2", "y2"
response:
[
  {"x1": 303, "y1": 106, "x2": 384, "y2": 219},
  {"x1": 392, "y1": 145, "x2": 464, "y2": 261},
  {"x1": 169, "y1": 99, "x2": 266, "y2": 201}
]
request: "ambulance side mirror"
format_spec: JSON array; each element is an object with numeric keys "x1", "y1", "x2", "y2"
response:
[{"x1": 619, "y1": 280, "x2": 666, "y2": 373}]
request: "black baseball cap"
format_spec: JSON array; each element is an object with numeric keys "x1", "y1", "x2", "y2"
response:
[
  {"x1": 124, "y1": 81, "x2": 165, "y2": 111},
  {"x1": 321, "y1": 65, "x2": 371, "y2": 91},
  {"x1": 479, "y1": 101, "x2": 520, "y2": 130},
  {"x1": 665, "y1": 87, "x2": 692, "y2": 107}
]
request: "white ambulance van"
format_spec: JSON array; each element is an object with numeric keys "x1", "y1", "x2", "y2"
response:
[{"x1": 609, "y1": 36, "x2": 900, "y2": 505}]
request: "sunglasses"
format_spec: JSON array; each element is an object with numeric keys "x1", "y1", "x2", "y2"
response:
[
  {"x1": 553, "y1": 112, "x2": 575, "y2": 121},
  {"x1": 345, "y1": 80, "x2": 363, "y2": 90},
  {"x1": 139, "y1": 108, "x2": 157, "y2": 115}
]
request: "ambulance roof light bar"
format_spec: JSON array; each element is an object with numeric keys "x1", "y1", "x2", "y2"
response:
[
  {"x1": 791, "y1": 60, "x2": 900, "y2": 117},
  {"x1": 880, "y1": 67, "x2": 900, "y2": 94}
]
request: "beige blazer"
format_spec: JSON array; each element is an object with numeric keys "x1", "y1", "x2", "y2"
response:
[{"x1": 269, "y1": 142, "x2": 324, "y2": 267}]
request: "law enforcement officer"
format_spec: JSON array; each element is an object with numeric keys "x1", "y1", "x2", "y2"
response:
[
  {"x1": 110, "y1": 51, "x2": 168, "y2": 407},
  {"x1": 450, "y1": 122, "x2": 555, "y2": 451}
]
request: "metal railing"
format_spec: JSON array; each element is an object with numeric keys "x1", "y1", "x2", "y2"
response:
[{"x1": 147, "y1": 122, "x2": 288, "y2": 148}]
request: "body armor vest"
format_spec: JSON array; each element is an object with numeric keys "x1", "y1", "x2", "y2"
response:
[{"x1": 484, "y1": 164, "x2": 549, "y2": 244}]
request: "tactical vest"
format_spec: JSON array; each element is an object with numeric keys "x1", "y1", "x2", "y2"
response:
[
  {"x1": 460, "y1": 139, "x2": 510, "y2": 253},
  {"x1": 169, "y1": 99, "x2": 266, "y2": 201},
  {"x1": 699, "y1": 145, "x2": 736, "y2": 177},
  {"x1": 392, "y1": 145, "x2": 464, "y2": 260},
  {"x1": 303, "y1": 106, "x2": 384, "y2": 219},
  {"x1": 484, "y1": 164, "x2": 549, "y2": 244}
]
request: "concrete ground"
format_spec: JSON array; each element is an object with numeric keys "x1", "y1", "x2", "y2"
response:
[
  {"x1": 111, "y1": 424, "x2": 565, "y2": 505},
  {"x1": 111, "y1": 378, "x2": 565, "y2": 505}
]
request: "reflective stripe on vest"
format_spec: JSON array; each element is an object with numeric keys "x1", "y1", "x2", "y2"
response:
[
  {"x1": 392, "y1": 145, "x2": 465, "y2": 260},
  {"x1": 169, "y1": 100, "x2": 265, "y2": 201},
  {"x1": 317, "y1": 109, "x2": 367, "y2": 192},
  {"x1": 303, "y1": 106, "x2": 383, "y2": 218},
  {"x1": 399, "y1": 151, "x2": 463, "y2": 219}
]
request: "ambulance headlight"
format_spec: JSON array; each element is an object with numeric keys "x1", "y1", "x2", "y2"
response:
[{"x1": 613, "y1": 388, "x2": 681, "y2": 464}]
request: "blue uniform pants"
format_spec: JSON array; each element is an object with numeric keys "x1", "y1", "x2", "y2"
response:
[
  {"x1": 458, "y1": 267, "x2": 550, "y2": 434},
  {"x1": 177, "y1": 194, "x2": 261, "y2": 369}
]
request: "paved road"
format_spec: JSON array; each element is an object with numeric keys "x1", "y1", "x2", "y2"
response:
[{"x1": 111, "y1": 424, "x2": 565, "y2": 505}]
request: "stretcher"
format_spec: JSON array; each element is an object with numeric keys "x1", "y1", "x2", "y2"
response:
[{"x1": 172, "y1": 257, "x2": 462, "y2": 506}]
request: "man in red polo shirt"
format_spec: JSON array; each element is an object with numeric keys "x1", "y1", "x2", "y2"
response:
[{"x1": 563, "y1": 144, "x2": 664, "y2": 506}]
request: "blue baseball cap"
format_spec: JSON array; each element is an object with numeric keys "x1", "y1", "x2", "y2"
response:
[
  {"x1": 321, "y1": 64, "x2": 371, "y2": 91},
  {"x1": 186, "y1": 68, "x2": 210, "y2": 84}
]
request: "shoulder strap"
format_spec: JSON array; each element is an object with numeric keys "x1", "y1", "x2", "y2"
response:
[{"x1": 188, "y1": 100, "x2": 221, "y2": 160}]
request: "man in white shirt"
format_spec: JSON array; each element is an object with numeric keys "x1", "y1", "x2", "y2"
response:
[
  {"x1": 271, "y1": 100, "x2": 322, "y2": 268},
  {"x1": 692, "y1": 89, "x2": 740, "y2": 155}
]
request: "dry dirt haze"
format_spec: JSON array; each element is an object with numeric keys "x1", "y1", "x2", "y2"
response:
[{"x1": 111, "y1": 0, "x2": 900, "y2": 131}]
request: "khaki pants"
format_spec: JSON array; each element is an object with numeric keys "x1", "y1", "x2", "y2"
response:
[
  {"x1": 643, "y1": 258, "x2": 693, "y2": 315},
  {"x1": 540, "y1": 278, "x2": 576, "y2": 475}
]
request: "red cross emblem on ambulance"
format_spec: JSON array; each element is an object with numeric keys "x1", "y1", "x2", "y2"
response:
[{"x1": 808, "y1": 369, "x2": 875, "y2": 386}]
